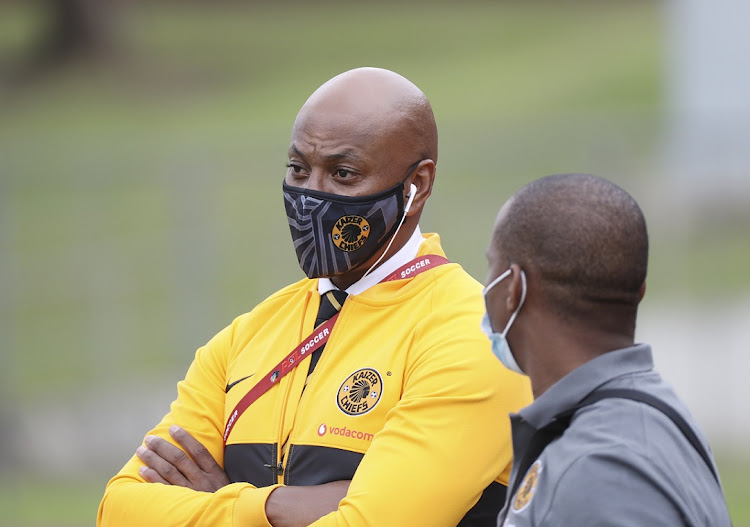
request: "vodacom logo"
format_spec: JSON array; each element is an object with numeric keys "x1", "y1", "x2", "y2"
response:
[{"x1": 316, "y1": 423, "x2": 373, "y2": 442}]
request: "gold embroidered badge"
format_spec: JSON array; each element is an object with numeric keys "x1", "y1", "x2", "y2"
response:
[{"x1": 513, "y1": 460, "x2": 542, "y2": 512}]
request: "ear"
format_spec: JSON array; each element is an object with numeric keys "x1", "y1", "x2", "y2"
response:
[
  {"x1": 506, "y1": 263, "x2": 525, "y2": 313},
  {"x1": 405, "y1": 159, "x2": 435, "y2": 217},
  {"x1": 638, "y1": 281, "x2": 646, "y2": 302}
]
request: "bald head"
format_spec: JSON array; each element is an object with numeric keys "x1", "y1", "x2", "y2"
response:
[
  {"x1": 285, "y1": 68, "x2": 439, "y2": 288},
  {"x1": 493, "y1": 173, "x2": 648, "y2": 321},
  {"x1": 294, "y1": 67, "x2": 438, "y2": 165}
]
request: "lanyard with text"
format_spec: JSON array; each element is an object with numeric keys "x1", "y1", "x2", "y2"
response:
[{"x1": 223, "y1": 254, "x2": 450, "y2": 444}]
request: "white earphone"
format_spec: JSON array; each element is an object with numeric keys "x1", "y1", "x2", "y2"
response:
[
  {"x1": 404, "y1": 183, "x2": 418, "y2": 213},
  {"x1": 361, "y1": 182, "x2": 419, "y2": 280}
]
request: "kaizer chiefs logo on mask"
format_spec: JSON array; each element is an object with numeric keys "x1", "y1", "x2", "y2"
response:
[
  {"x1": 331, "y1": 215, "x2": 370, "y2": 252},
  {"x1": 337, "y1": 368, "x2": 383, "y2": 415}
]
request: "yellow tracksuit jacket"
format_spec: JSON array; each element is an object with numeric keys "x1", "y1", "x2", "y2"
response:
[{"x1": 98, "y1": 233, "x2": 532, "y2": 526}]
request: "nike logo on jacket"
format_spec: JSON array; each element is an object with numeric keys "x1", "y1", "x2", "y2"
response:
[{"x1": 226, "y1": 374, "x2": 254, "y2": 393}]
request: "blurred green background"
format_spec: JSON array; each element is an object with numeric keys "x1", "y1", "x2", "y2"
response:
[{"x1": 1, "y1": 1, "x2": 748, "y2": 525}]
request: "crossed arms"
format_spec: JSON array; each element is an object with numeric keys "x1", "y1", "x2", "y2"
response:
[
  {"x1": 136, "y1": 424, "x2": 348, "y2": 527},
  {"x1": 98, "y1": 298, "x2": 530, "y2": 526}
]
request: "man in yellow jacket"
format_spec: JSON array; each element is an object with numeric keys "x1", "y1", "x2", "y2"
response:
[{"x1": 98, "y1": 67, "x2": 531, "y2": 527}]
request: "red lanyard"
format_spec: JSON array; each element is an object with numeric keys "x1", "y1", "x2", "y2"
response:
[{"x1": 223, "y1": 254, "x2": 450, "y2": 444}]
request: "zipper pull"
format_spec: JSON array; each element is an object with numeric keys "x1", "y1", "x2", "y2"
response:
[{"x1": 263, "y1": 462, "x2": 284, "y2": 477}]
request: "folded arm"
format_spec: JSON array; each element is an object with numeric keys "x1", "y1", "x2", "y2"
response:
[
  {"x1": 136, "y1": 424, "x2": 350, "y2": 527},
  {"x1": 98, "y1": 323, "x2": 275, "y2": 527}
]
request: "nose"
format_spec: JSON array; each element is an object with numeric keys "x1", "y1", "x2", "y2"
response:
[{"x1": 304, "y1": 170, "x2": 327, "y2": 192}]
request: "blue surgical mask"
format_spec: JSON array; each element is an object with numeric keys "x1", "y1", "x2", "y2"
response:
[{"x1": 480, "y1": 268, "x2": 527, "y2": 375}]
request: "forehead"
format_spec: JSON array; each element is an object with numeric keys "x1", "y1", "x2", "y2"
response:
[
  {"x1": 291, "y1": 112, "x2": 377, "y2": 157},
  {"x1": 290, "y1": 102, "x2": 405, "y2": 165}
]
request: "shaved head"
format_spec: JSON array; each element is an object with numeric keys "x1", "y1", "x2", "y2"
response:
[
  {"x1": 294, "y1": 67, "x2": 437, "y2": 168},
  {"x1": 492, "y1": 173, "x2": 648, "y2": 321}
]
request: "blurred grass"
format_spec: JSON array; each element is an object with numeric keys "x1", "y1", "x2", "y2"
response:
[
  {"x1": 1, "y1": 2, "x2": 748, "y2": 525},
  {"x1": 0, "y1": 0, "x2": 671, "y2": 394},
  {"x1": 0, "y1": 477, "x2": 104, "y2": 527},
  {"x1": 718, "y1": 453, "x2": 750, "y2": 527},
  {"x1": 0, "y1": 458, "x2": 747, "y2": 527}
]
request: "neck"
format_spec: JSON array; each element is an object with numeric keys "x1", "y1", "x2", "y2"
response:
[
  {"x1": 522, "y1": 316, "x2": 635, "y2": 399},
  {"x1": 329, "y1": 242, "x2": 399, "y2": 290},
  {"x1": 330, "y1": 271, "x2": 365, "y2": 291}
]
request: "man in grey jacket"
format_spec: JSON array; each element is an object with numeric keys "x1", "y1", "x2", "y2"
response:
[{"x1": 482, "y1": 173, "x2": 732, "y2": 526}]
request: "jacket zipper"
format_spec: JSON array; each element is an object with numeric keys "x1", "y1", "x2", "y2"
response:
[
  {"x1": 274, "y1": 290, "x2": 314, "y2": 483},
  {"x1": 281, "y1": 297, "x2": 347, "y2": 481}
]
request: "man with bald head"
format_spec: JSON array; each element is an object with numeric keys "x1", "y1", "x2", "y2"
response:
[
  {"x1": 98, "y1": 68, "x2": 531, "y2": 527},
  {"x1": 482, "y1": 174, "x2": 730, "y2": 525}
]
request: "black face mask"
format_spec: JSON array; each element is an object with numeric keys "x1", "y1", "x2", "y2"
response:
[{"x1": 283, "y1": 163, "x2": 420, "y2": 279}]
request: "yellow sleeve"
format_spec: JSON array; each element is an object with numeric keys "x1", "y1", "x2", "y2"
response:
[
  {"x1": 309, "y1": 290, "x2": 532, "y2": 527},
  {"x1": 97, "y1": 322, "x2": 278, "y2": 527}
]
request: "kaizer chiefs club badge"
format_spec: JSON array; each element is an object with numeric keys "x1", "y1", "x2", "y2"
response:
[
  {"x1": 513, "y1": 460, "x2": 542, "y2": 512},
  {"x1": 332, "y1": 215, "x2": 370, "y2": 252},
  {"x1": 337, "y1": 368, "x2": 383, "y2": 415}
]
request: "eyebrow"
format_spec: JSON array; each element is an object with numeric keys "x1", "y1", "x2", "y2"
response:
[
  {"x1": 324, "y1": 150, "x2": 363, "y2": 162},
  {"x1": 288, "y1": 144, "x2": 364, "y2": 163}
]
